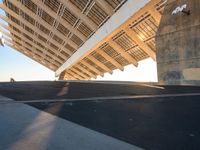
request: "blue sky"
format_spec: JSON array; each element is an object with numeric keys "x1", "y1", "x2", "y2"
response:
[
  {"x1": 0, "y1": 45, "x2": 55, "y2": 81},
  {"x1": 0, "y1": 0, "x2": 157, "y2": 82}
]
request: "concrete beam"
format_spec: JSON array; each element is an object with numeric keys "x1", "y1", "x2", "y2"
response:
[
  {"x1": 59, "y1": 0, "x2": 97, "y2": 30},
  {"x1": 56, "y1": 0, "x2": 150, "y2": 76},
  {"x1": 71, "y1": 67, "x2": 90, "y2": 80},
  {"x1": 10, "y1": 0, "x2": 78, "y2": 51},
  {"x1": 12, "y1": 37, "x2": 59, "y2": 68},
  {"x1": 6, "y1": 32, "x2": 60, "y2": 71},
  {"x1": 97, "y1": 49, "x2": 124, "y2": 71},
  {"x1": 0, "y1": 3, "x2": 73, "y2": 56},
  {"x1": 9, "y1": 42, "x2": 57, "y2": 71},
  {"x1": 0, "y1": 23, "x2": 63, "y2": 64},
  {"x1": 80, "y1": 61, "x2": 104, "y2": 77},
  {"x1": 0, "y1": 29, "x2": 11, "y2": 40},
  {"x1": 108, "y1": 40, "x2": 138, "y2": 66},
  {"x1": 75, "y1": 64, "x2": 97, "y2": 79},
  {"x1": 68, "y1": 69, "x2": 85, "y2": 80},
  {"x1": 63, "y1": 71, "x2": 77, "y2": 80},
  {"x1": 3, "y1": 39, "x2": 13, "y2": 47},
  {"x1": 94, "y1": 0, "x2": 113, "y2": 16},
  {"x1": 63, "y1": 72, "x2": 75, "y2": 80},
  {"x1": 148, "y1": 7, "x2": 162, "y2": 25},
  {"x1": 124, "y1": 27, "x2": 156, "y2": 60},
  {"x1": 31, "y1": 0, "x2": 87, "y2": 41},
  {"x1": 18, "y1": 38, "x2": 60, "y2": 67},
  {"x1": 88, "y1": 56, "x2": 113, "y2": 74},
  {"x1": 0, "y1": 16, "x2": 66, "y2": 62}
]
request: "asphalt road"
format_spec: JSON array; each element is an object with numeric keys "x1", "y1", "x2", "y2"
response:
[{"x1": 0, "y1": 81, "x2": 200, "y2": 150}]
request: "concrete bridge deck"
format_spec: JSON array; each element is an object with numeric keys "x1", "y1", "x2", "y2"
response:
[{"x1": 0, "y1": 81, "x2": 200, "y2": 150}]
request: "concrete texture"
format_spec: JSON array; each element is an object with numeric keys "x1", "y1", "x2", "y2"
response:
[
  {"x1": 0, "y1": 95, "x2": 142, "y2": 150},
  {"x1": 156, "y1": 0, "x2": 200, "y2": 85}
]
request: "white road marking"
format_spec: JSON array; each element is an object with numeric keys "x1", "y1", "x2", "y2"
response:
[{"x1": 0, "y1": 92, "x2": 200, "y2": 104}]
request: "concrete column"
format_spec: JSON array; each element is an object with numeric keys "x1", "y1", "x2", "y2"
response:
[{"x1": 156, "y1": 0, "x2": 200, "y2": 85}]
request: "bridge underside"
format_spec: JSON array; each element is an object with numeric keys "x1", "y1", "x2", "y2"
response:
[
  {"x1": 0, "y1": 0, "x2": 199, "y2": 85},
  {"x1": 0, "y1": 0, "x2": 166, "y2": 80}
]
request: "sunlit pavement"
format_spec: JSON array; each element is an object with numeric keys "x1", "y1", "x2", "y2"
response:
[
  {"x1": 0, "y1": 95, "x2": 142, "y2": 150},
  {"x1": 0, "y1": 81, "x2": 200, "y2": 150}
]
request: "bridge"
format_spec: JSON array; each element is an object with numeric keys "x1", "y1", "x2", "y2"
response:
[
  {"x1": 0, "y1": 0, "x2": 162, "y2": 80},
  {"x1": 0, "y1": 0, "x2": 199, "y2": 85},
  {"x1": 0, "y1": 1, "x2": 200, "y2": 149}
]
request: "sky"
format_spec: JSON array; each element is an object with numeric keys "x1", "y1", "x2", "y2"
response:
[
  {"x1": 0, "y1": 44, "x2": 55, "y2": 81},
  {"x1": 96, "y1": 58, "x2": 157, "y2": 82},
  {"x1": 0, "y1": 0, "x2": 158, "y2": 82}
]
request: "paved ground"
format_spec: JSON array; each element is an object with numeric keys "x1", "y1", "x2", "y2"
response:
[
  {"x1": 0, "y1": 95, "x2": 141, "y2": 150},
  {"x1": 0, "y1": 81, "x2": 200, "y2": 150}
]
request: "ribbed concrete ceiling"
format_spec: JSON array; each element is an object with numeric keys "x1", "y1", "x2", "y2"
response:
[{"x1": 0, "y1": 0, "x2": 167, "y2": 80}]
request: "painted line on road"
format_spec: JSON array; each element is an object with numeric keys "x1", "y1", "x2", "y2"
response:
[{"x1": 0, "y1": 92, "x2": 200, "y2": 104}]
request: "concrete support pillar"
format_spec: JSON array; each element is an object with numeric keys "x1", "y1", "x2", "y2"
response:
[
  {"x1": 156, "y1": 0, "x2": 200, "y2": 85},
  {"x1": 58, "y1": 71, "x2": 66, "y2": 80}
]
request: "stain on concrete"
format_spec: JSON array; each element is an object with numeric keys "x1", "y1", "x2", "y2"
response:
[{"x1": 156, "y1": 0, "x2": 200, "y2": 85}]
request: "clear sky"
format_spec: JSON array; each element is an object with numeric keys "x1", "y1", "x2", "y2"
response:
[
  {"x1": 0, "y1": 0, "x2": 157, "y2": 82},
  {"x1": 0, "y1": 44, "x2": 55, "y2": 81},
  {"x1": 96, "y1": 58, "x2": 157, "y2": 82}
]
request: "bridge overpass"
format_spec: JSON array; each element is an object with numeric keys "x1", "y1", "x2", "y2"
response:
[
  {"x1": 0, "y1": 0, "x2": 166, "y2": 80},
  {"x1": 0, "y1": 0, "x2": 199, "y2": 85},
  {"x1": 0, "y1": 1, "x2": 200, "y2": 149}
]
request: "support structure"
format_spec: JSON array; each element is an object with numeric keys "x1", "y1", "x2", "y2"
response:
[
  {"x1": 156, "y1": 0, "x2": 200, "y2": 85},
  {"x1": 0, "y1": 0, "x2": 169, "y2": 80}
]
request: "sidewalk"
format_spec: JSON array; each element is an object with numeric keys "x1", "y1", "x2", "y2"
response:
[{"x1": 0, "y1": 95, "x2": 142, "y2": 150}]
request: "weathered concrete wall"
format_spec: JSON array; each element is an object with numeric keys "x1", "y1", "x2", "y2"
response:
[{"x1": 156, "y1": 0, "x2": 200, "y2": 85}]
